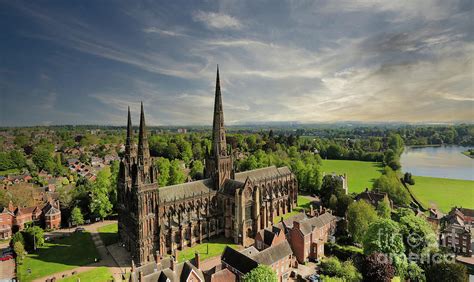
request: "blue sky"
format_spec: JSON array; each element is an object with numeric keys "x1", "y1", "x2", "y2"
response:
[{"x1": 1, "y1": 0, "x2": 472, "y2": 126}]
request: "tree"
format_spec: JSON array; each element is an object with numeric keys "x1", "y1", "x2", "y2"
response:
[
  {"x1": 32, "y1": 147, "x2": 54, "y2": 172},
  {"x1": 363, "y1": 219, "x2": 405, "y2": 256},
  {"x1": 11, "y1": 232, "x2": 25, "y2": 247},
  {"x1": 155, "y1": 157, "x2": 171, "y2": 186},
  {"x1": 109, "y1": 160, "x2": 120, "y2": 209},
  {"x1": 406, "y1": 262, "x2": 425, "y2": 282},
  {"x1": 425, "y1": 262, "x2": 468, "y2": 282},
  {"x1": 320, "y1": 174, "x2": 343, "y2": 205},
  {"x1": 169, "y1": 160, "x2": 186, "y2": 185},
  {"x1": 363, "y1": 219, "x2": 406, "y2": 277},
  {"x1": 23, "y1": 226, "x2": 45, "y2": 251},
  {"x1": 398, "y1": 213, "x2": 438, "y2": 256},
  {"x1": 190, "y1": 160, "x2": 204, "y2": 180},
  {"x1": 361, "y1": 253, "x2": 395, "y2": 282},
  {"x1": 319, "y1": 256, "x2": 362, "y2": 281},
  {"x1": 242, "y1": 265, "x2": 278, "y2": 282},
  {"x1": 373, "y1": 167, "x2": 411, "y2": 206},
  {"x1": 403, "y1": 172, "x2": 415, "y2": 185},
  {"x1": 377, "y1": 197, "x2": 391, "y2": 219},
  {"x1": 70, "y1": 206, "x2": 84, "y2": 226},
  {"x1": 14, "y1": 241, "x2": 25, "y2": 265},
  {"x1": 89, "y1": 167, "x2": 113, "y2": 219},
  {"x1": 347, "y1": 201, "x2": 379, "y2": 243}
]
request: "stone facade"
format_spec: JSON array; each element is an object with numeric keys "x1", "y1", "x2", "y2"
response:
[{"x1": 118, "y1": 68, "x2": 298, "y2": 265}]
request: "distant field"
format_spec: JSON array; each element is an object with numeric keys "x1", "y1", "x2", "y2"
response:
[
  {"x1": 321, "y1": 160, "x2": 383, "y2": 194},
  {"x1": 409, "y1": 176, "x2": 474, "y2": 213}
]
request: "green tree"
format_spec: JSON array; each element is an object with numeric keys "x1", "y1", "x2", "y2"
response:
[
  {"x1": 347, "y1": 201, "x2": 379, "y2": 243},
  {"x1": 89, "y1": 167, "x2": 113, "y2": 219},
  {"x1": 11, "y1": 232, "x2": 25, "y2": 247},
  {"x1": 190, "y1": 160, "x2": 204, "y2": 180},
  {"x1": 32, "y1": 148, "x2": 54, "y2": 172},
  {"x1": 398, "y1": 213, "x2": 438, "y2": 256},
  {"x1": 363, "y1": 219, "x2": 407, "y2": 277},
  {"x1": 425, "y1": 262, "x2": 468, "y2": 282},
  {"x1": 406, "y1": 262, "x2": 425, "y2": 282},
  {"x1": 23, "y1": 226, "x2": 45, "y2": 251},
  {"x1": 373, "y1": 167, "x2": 411, "y2": 206},
  {"x1": 377, "y1": 197, "x2": 391, "y2": 219},
  {"x1": 14, "y1": 241, "x2": 25, "y2": 265},
  {"x1": 242, "y1": 265, "x2": 277, "y2": 282},
  {"x1": 109, "y1": 160, "x2": 120, "y2": 209},
  {"x1": 10, "y1": 150, "x2": 27, "y2": 169},
  {"x1": 70, "y1": 206, "x2": 85, "y2": 225},
  {"x1": 169, "y1": 160, "x2": 186, "y2": 185},
  {"x1": 363, "y1": 219, "x2": 405, "y2": 256},
  {"x1": 156, "y1": 157, "x2": 171, "y2": 186},
  {"x1": 320, "y1": 257, "x2": 362, "y2": 281}
]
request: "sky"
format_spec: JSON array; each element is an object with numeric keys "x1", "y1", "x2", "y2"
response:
[{"x1": 0, "y1": 0, "x2": 473, "y2": 126}]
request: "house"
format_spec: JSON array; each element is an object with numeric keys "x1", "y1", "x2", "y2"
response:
[
  {"x1": 221, "y1": 247, "x2": 258, "y2": 280},
  {"x1": 129, "y1": 253, "x2": 205, "y2": 282},
  {"x1": 221, "y1": 242, "x2": 295, "y2": 282},
  {"x1": 254, "y1": 224, "x2": 286, "y2": 250},
  {"x1": 249, "y1": 241, "x2": 295, "y2": 282},
  {"x1": 426, "y1": 208, "x2": 443, "y2": 232},
  {"x1": 440, "y1": 224, "x2": 472, "y2": 257},
  {"x1": 0, "y1": 207, "x2": 14, "y2": 239},
  {"x1": 440, "y1": 207, "x2": 473, "y2": 257},
  {"x1": 287, "y1": 212, "x2": 337, "y2": 263},
  {"x1": 355, "y1": 188, "x2": 393, "y2": 209},
  {"x1": 2, "y1": 200, "x2": 61, "y2": 232}
]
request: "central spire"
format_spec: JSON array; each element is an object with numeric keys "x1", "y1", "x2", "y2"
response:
[
  {"x1": 125, "y1": 106, "x2": 133, "y2": 162},
  {"x1": 211, "y1": 65, "x2": 227, "y2": 157}
]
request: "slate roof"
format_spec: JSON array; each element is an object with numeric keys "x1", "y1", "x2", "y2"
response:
[
  {"x1": 159, "y1": 179, "x2": 213, "y2": 202},
  {"x1": 131, "y1": 258, "x2": 205, "y2": 282},
  {"x1": 240, "y1": 246, "x2": 260, "y2": 257},
  {"x1": 282, "y1": 212, "x2": 307, "y2": 229},
  {"x1": 234, "y1": 166, "x2": 292, "y2": 183},
  {"x1": 220, "y1": 179, "x2": 245, "y2": 195},
  {"x1": 251, "y1": 241, "x2": 293, "y2": 265},
  {"x1": 221, "y1": 246, "x2": 258, "y2": 275},
  {"x1": 296, "y1": 213, "x2": 336, "y2": 236}
]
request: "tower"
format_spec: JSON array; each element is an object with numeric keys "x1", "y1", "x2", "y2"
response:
[{"x1": 205, "y1": 66, "x2": 233, "y2": 189}]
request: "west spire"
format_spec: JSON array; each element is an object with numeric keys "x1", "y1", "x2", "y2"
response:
[
  {"x1": 211, "y1": 65, "x2": 227, "y2": 157},
  {"x1": 138, "y1": 102, "x2": 150, "y2": 165}
]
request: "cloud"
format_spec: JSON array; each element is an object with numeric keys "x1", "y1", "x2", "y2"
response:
[
  {"x1": 142, "y1": 27, "x2": 187, "y2": 37},
  {"x1": 192, "y1": 11, "x2": 242, "y2": 30}
]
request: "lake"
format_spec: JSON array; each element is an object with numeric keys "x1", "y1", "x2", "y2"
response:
[{"x1": 400, "y1": 146, "x2": 474, "y2": 181}]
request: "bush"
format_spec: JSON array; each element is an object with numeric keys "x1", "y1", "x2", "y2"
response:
[{"x1": 320, "y1": 257, "x2": 362, "y2": 281}]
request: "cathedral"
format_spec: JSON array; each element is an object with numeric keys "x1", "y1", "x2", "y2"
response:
[{"x1": 117, "y1": 68, "x2": 298, "y2": 265}]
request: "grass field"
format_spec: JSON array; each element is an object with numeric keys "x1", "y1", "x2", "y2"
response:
[
  {"x1": 321, "y1": 159, "x2": 383, "y2": 194},
  {"x1": 18, "y1": 232, "x2": 100, "y2": 281},
  {"x1": 273, "y1": 195, "x2": 312, "y2": 223},
  {"x1": 177, "y1": 236, "x2": 239, "y2": 263},
  {"x1": 58, "y1": 267, "x2": 113, "y2": 282},
  {"x1": 409, "y1": 176, "x2": 474, "y2": 213},
  {"x1": 98, "y1": 223, "x2": 118, "y2": 246}
]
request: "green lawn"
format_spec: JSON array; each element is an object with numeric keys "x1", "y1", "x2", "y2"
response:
[
  {"x1": 177, "y1": 236, "x2": 239, "y2": 263},
  {"x1": 409, "y1": 176, "x2": 474, "y2": 213},
  {"x1": 98, "y1": 223, "x2": 118, "y2": 246},
  {"x1": 274, "y1": 195, "x2": 312, "y2": 223},
  {"x1": 58, "y1": 267, "x2": 113, "y2": 282},
  {"x1": 18, "y1": 232, "x2": 100, "y2": 281},
  {"x1": 321, "y1": 159, "x2": 383, "y2": 194}
]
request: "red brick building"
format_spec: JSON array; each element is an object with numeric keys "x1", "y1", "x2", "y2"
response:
[
  {"x1": 0, "y1": 200, "x2": 61, "y2": 236},
  {"x1": 254, "y1": 224, "x2": 286, "y2": 251},
  {"x1": 287, "y1": 212, "x2": 336, "y2": 263}
]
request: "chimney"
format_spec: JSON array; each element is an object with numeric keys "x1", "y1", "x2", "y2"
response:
[{"x1": 194, "y1": 252, "x2": 200, "y2": 269}]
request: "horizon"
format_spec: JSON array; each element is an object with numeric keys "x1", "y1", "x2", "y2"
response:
[{"x1": 1, "y1": 1, "x2": 473, "y2": 126}]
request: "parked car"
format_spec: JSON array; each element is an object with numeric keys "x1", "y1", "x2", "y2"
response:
[
  {"x1": 0, "y1": 254, "x2": 13, "y2": 261},
  {"x1": 74, "y1": 227, "x2": 85, "y2": 233}
]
